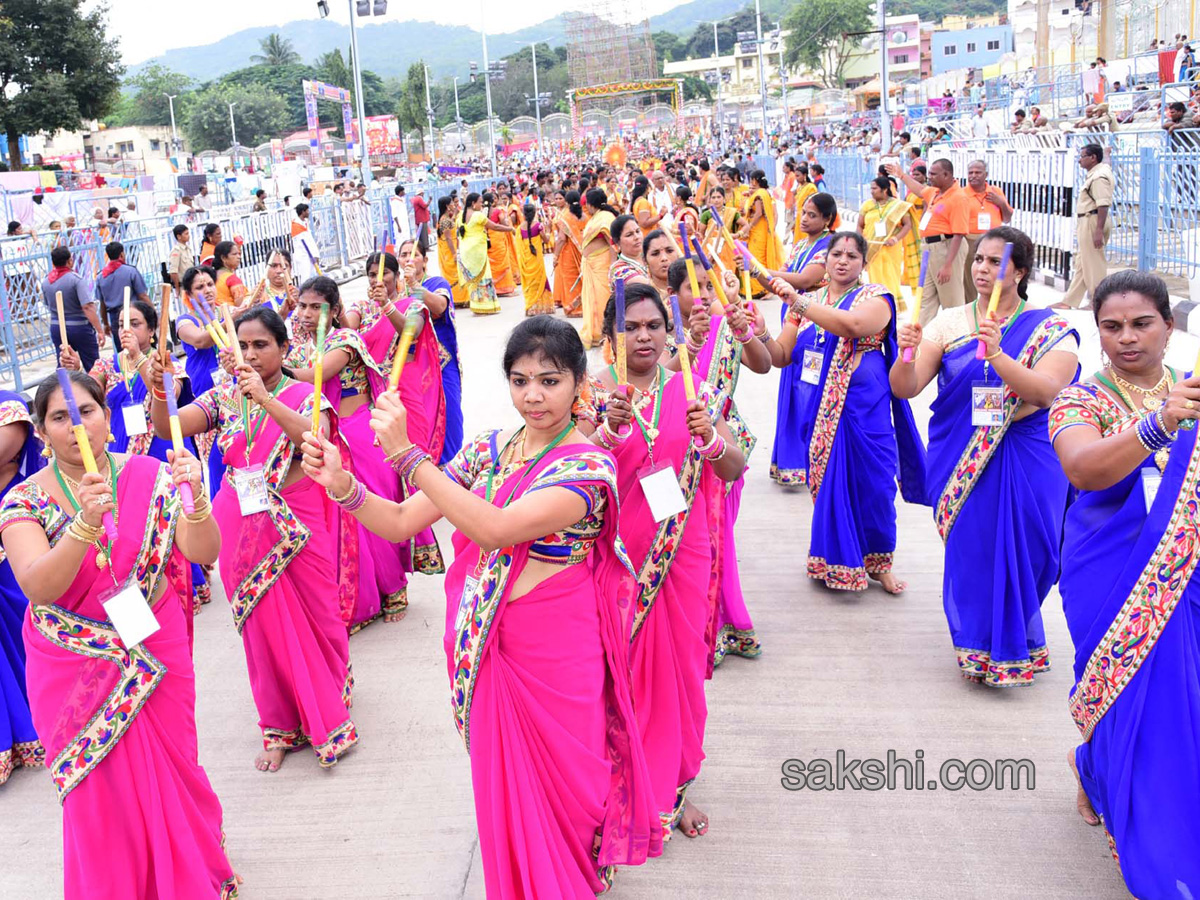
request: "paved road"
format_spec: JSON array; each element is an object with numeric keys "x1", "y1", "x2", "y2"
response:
[{"x1": 1, "y1": 276, "x2": 1141, "y2": 899}]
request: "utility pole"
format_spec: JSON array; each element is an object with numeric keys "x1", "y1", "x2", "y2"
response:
[
  {"x1": 346, "y1": 0, "x2": 371, "y2": 183},
  {"x1": 776, "y1": 27, "x2": 789, "y2": 128},
  {"x1": 878, "y1": 0, "x2": 892, "y2": 153},
  {"x1": 424, "y1": 63, "x2": 437, "y2": 167},
  {"x1": 713, "y1": 21, "x2": 725, "y2": 153},
  {"x1": 165, "y1": 94, "x2": 179, "y2": 154},
  {"x1": 531, "y1": 42, "x2": 544, "y2": 161},
  {"x1": 227, "y1": 102, "x2": 238, "y2": 153},
  {"x1": 480, "y1": 0, "x2": 497, "y2": 178},
  {"x1": 753, "y1": 0, "x2": 769, "y2": 152}
]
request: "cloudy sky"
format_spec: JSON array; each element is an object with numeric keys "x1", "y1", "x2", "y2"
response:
[{"x1": 106, "y1": 0, "x2": 683, "y2": 65}]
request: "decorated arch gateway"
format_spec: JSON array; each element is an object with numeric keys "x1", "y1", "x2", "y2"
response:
[
  {"x1": 302, "y1": 79, "x2": 355, "y2": 164},
  {"x1": 568, "y1": 80, "x2": 685, "y2": 143}
]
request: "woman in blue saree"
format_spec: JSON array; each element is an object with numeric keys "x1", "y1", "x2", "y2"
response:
[
  {"x1": 891, "y1": 227, "x2": 1079, "y2": 686},
  {"x1": 763, "y1": 193, "x2": 838, "y2": 485},
  {"x1": 0, "y1": 392, "x2": 43, "y2": 785},
  {"x1": 767, "y1": 232, "x2": 926, "y2": 594},
  {"x1": 1050, "y1": 270, "x2": 1200, "y2": 896},
  {"x1": 175, "y1": 265, "x2": 227, "y2": 497}
]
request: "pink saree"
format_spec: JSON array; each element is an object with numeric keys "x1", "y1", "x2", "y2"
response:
[
  {"x1": 362, "y1": 300, "x2": 447, "y2": 616},
  {"x1": 442, "y1": 434, "x2": 661, "y2": 897},
  {"x1": 601, "y1": 371, "x2": 722, "y2": 833},
  {"x1": 202, "y1": 380, "x2": 357, "y2": 766},
  {"x1": 691, "y1": 313, "x2": 761, "y2": 668},
  {"x1": 0, "y1": 454, "x2": 236, "y2": 899},
  {"x1": 289, "y1": 325, "x2": 409, "y2": 629}
]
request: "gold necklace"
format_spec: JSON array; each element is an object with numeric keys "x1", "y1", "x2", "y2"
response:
[{"x1": 1108, "y1": 365, "x2": 1174, "y2": 411}]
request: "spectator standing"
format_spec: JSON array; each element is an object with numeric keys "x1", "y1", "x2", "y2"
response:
[
  {"x1": 166, "y1": 225, "x2": 194, "y2": 295},
  {"x1": 41, "y1": 246, "x2": 105, "y2": 371},
  {"x1": 95, "y1": 241, "x2": 150, "y2": 337},
  {"x1": 962, "y1": 160, "x2": 1013, "y2": 303},
  {"x1": 252, "y1": 189, "x2": 267, "y2": 213},
  {"x1": 1057, "y1": 143, "x2": 1113, "y2": 310},
  {"x1": 972, "y1": 106, "x2": 991, "y2": 139},
  {"x1": 411, "y1": 188, "x2": 430, "y2": 234},
  {"x1": 892, "y1": 158, "x2": 969, "y2": 325},
  {"x1": 391, "y1": 186, "x2": 411, "y2": 241},
  {"x1": 194, "y1": 184, "x2": 213, "y2": 213}
]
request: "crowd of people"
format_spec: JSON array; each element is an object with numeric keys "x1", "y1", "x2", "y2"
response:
[{"x1": 0, "y1": 142, "x2": 1197, "y2": 900}]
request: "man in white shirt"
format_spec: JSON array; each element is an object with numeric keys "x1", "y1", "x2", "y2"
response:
[
  {"x1": 972, "y1": 107, "x2": 991, "y2": 139},
  {"x1": 649, "y1": 169, "x2": 674, "y2": 217},
  {"x1": 194, "y1": 185, "x2": 213, "y2": 213}
]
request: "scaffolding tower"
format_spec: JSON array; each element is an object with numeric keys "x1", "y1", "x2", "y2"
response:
[{"x1": 564, "y1": 0, "x2": 657, "y2": 94}]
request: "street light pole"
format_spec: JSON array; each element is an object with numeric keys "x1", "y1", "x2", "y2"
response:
[
  {"x1": 165, "y1": 94, "x2": 179, "y2": 154},
  {"x1": 531, "y1": 42, "x2": 544, "y2": 161},
  {"x1": 227, "y1": 102, "x2": 238, "y2": 159},
  {"x1": 753, "y1": 0, "x2": 769, "y2": 153},
  {"x1": 346, "y1": 0, "x2": 372, "y2": 183},
  {"x1": 424, "y1": 64, "x2": 437, "y2": 167},
  {"x1": 776, "y1": 27, "x2": 789, "y2": 128},
  {"x1": 878, "y1": 0, "x2": 892, "y2": 153},
  {"x1": 481, "y1": 0, "x2": 497, "y2": 177}
]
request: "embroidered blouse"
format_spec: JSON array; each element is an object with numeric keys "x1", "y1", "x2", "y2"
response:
[
  {"x1": 445, "y1": 430, "x2": 610, "y2": 568},
  {"x1": 1049, "y1": 382, "x2": 1140, "y2": 443},
  {"x1": 924, "y1": 302, "x2": 1081, "y2": 355}
]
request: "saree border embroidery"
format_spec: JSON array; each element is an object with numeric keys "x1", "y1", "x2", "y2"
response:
[
  {"x1": 451, "y1": 450, "x2": 622, "y2": 751},
  {"x1": 956, "y1": 644, "x2": 1050, "y2": 687},
  {"x1": 1070, "y1": 434, "x2": 1200, "y2": 739},
  {"x1": 228, "y1": 393, "x2": 314, "y2": 634},
  {"x1": 0, "y1": 741, "x2": 44, "y2": 785},
  {"x1": 132, "y1": 465, "x2": 181, "y2": 602},
  {"x1": 30, "y1": 605, "x2": 165, "y2": 804},
  {"x1": 933, "y1": 315, "x2": 1071, "y2": 541},
  {"x1": 806, "y1": 286, "x2": 874, "y2": 498},
  {"x1": 632, "y1": 450, "x2": 703, "y2": 640}
]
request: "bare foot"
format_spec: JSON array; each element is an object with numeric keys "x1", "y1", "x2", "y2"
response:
[
  {"x1": 1067, "y1": 749, "x2": 1100, "y2": 826},
  {"x1": 678, "y1": 799, "x2": 709, "y2": 838},
  {"x1": 254, "y1": 748, "x2": 285, "y2": 773},
  {"x1": 870, "y1": 572, "x2": 907, "y2": 594},
  {"x1": 384, "y1": 610, "x2": 406, "y2": 623}
]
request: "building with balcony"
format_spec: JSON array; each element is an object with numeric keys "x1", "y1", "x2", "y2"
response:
[
  {"x1": 82, "y1": 125, "x2": 186, "y2": 171},
  {"x1": 931, "y1": 24, "x2": 1015, "y2": 75}
]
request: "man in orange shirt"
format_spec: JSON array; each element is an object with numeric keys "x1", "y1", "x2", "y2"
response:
[
  {"x1": 962, "y1": 160, "x2": 1013, "y2": 302},
  {"x1": 893, "y1": 158, "x2": 970, "y2": 325}
]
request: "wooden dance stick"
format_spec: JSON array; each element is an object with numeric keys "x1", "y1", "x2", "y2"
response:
[
  {"x1": 976, "y1": 242, "x2": 1015, "y2": 360},
  {"x1": 311, "y1": 303, "x2": 329, "y2": 436},
  {"x1": 388, "y1": 303, "x2": 427, "y2": 393},
  {"x1": 902, "y1": 249, "x2": 932, "y2": 364},
  {"x1": 161, "y1": 369, "x2": 195, "y2": 515},
  {"x1": 55, "y1": 291, "x2": 69, "y2": 351},
  {"x1": 57, "y1": 367, "x2": 118, "y2": 542}
]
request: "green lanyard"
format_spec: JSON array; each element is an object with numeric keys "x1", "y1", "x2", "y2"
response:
[
  {"x1": 974, "y1": 298, "x2": 1026, "y2": 379},
  {"x1": 53, "y1": 452, "x2": 119, "y2": 523},
  {"x1": 609, "y1": 364, "x2": 665, "y2": 452},
  {"x1": 485, "y1": 422, "x2": 574, "y2": 505},
  {"x1": 242, "y1": 375, "x2": 291, "y2": 463}
]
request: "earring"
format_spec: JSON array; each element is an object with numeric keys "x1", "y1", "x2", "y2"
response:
[
  {"x1": 40, "y1": 446, "x2": 52, "y2": 458},
  {"x1": 1100, "y1": 350, "x2": 1111, "y2": 369},
  {"x1": 107, "y1": 432, "x2": 116, "y2": 443}
]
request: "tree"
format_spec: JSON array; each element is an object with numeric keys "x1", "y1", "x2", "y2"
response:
[
  {"x1": 184, "y1": 83, "x2": 288, "y2": 151},
  {"x1": 0, "y1": 0, "x2": 123, "y2": 169},
  {"x1": 122, "y1": 64, "x2": 193, "y2": 127},
  {"x1": 217, "y1": 63, "x2": 316, "y2": 132},
  {"x1": 652, "y1": 31, "x2": 685, "y2": 72},
  {"x1": 251, "y1": 34, "x2": 301, "y2": 67},
  {"x1": 395, "y1": 62, "x2": 429, "y2": 152},
  {"x1": 782, "y1": 0, "x2": 870, "y2": 88}
]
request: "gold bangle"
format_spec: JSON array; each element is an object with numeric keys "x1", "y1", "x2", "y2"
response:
[
  {"x1": 67, "y1": 514, "x2": 104, "y2": 544},
  {"x1": 983, "y1": 348, "x2": 1003, "y2": 361},
  {"x1": 326, "y1": 473, "x2": 358, "y2": 505},
  {"x1": 184, "y1": 506, "x2": 212, "y2": 524},
  {"x1": 384, "y1": 443, "x2": 417, "y2": 463}
]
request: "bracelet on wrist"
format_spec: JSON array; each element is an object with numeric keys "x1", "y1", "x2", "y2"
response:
[
  {"x1": 983, "y1": 348, "x2": 1003, "y2": 361},
  {"x1": 326, "y1": 474, "x2": 360, "y2": 505},
  {"x1": 395, "y1": 447, "x2": 432, "y2": 483}
]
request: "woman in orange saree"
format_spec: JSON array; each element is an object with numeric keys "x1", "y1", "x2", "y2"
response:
[
  {"x1": 485, "y1": 193, "x2": 516, "y2": 296},
  {"x1": 551, "y1": 190, "x2": 585, "y2": 318}
]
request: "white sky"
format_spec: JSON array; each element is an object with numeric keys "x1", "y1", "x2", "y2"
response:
[{"x1": 106, "y1": 0, "x2": 683, "y2": 65}]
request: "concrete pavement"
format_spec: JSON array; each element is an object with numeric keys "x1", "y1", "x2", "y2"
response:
[{"x1": 0, "y1": 275, "x2": 1140, "y2": 899}]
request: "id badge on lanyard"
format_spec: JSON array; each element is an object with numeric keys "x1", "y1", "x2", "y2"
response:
[
  {"x1": 801, "y1": 349, "x2": 824, "y2": 385},
  {"x1": 455, "y1": 564, "x2": 483, "y2": 632},
  {"x1": 232, "y1": 464, "x2": 270, "y2": 516},
  {"x1": 1141, "y1": 467, "x2": 1163, "y2": 513},
  {"x1": 919, "y1": 210, "x2": 933, "y2": 232},
  {"x1": 122, "y1": 403, "x2": 149, "y2": 437},
  {"x1": 977, "y1": 211, "x2": 991, "y2": 231},
  {"x1": 874, "y1": 220, "x2": 887, "y2": 238},
  {"x1": 971, "y1": 381, "x2": 1005, "y2": 427},
  {"x1": 99, "y1": 579, "x2": 160, "y2": 649},
  {"x1": 637, "y1": 462, "x2": 688, "y2": 523}
]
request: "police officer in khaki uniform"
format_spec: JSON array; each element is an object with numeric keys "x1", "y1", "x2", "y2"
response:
[{"x1": 1059, "y1": 143, "x2": 1113, "y2": 309}]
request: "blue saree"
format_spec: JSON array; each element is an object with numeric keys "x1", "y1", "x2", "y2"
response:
[
  {"x1": 424, "y1": 275, "x2": 464, "y2": 464},
  {"x1": 803, "y1": 284, "x2": 927, "y2": 590},
  {"x1": 1051, "y1": 383, "x2": 1200, "y2": 896},
  {"x1": 926, "y1": 307, "x2": 1076, "y2": 686},
  {"x1": 178, "y1": 313, "x2": 226, "y2": 498},
  {"x1": 0, "y1": 392, "x2": 43, "y2": 784},
  {"x1": 770, "y1": 231, "x2": 831, "y2": 485}
]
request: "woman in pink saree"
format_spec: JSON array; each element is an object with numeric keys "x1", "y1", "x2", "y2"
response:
[
  {"x1": 300, "y1": 315, "x2": 661, "y2": 897},
  {"x1": 584, "y1": 281, "x2": 747, "y2": 839},
  {"x1": 150, "y1": 307, "x2": 356, "y2": 773},
  {"x1": 284, "y1": 274, "x2": 444, "y2": 629},
  {"x1": 0, "y1": 370, "x2": 236, "y2": 898},
  {"x1": 667, "y1": 258, "x2": 776, "y2": 668}
]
